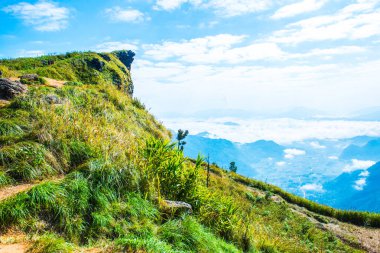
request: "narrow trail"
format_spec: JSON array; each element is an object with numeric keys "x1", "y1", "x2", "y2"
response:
[
  {"x1": 7, "y1": 77, "x2": 65, "y2": 88},
  {"x1": 0, "y1": 243, "x2": 27, "y2": 253},
  {"x1": 0, "y1": 176, "x2": 64, "y2": 202},
  {"x1": 0, "y1": 183, "x2": 35, "y2": 202},
  {"x1": 289, "y1": 201, "x2": 380, "y2": 253}
]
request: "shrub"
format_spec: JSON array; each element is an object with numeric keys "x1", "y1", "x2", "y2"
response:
[{"x1": 139, "y1": 138, "x2": 202, "y2": 201}]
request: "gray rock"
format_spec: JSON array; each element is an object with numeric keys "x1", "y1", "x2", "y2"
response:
[
  {"x1": 45, "y1": 94, "x2": 62, "y2": 104},
  {"x1": 0, "y1": 78, "x2": 27, "y2": 99},
  {"x1": 162, "y1": 200, "x2": 193, "y2": 214},
  {"x1": 20, "y1": 74, "x2": 39, "y2": 81}
]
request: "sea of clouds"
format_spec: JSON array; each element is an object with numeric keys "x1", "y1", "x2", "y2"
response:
[{"x1": 163, "y1": 118, "x2": 380, "y2": 144}]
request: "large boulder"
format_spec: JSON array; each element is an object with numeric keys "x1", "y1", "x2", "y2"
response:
[{"x1": 0, "y1": 78, "x2": 27, "y2": 99}]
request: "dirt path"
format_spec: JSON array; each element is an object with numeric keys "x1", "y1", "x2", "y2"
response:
[
  {"x1": 6, "y1": 77, "x2": 65, "y2": 88},
  {"x1": 0, "y1": 184, "x2": 35, "y2": 202},
  {"x1": 0, "y1": 243, "x2": 27, "y2": 253},
  {"x1": 0, "y1": 231, "x2": 28, "y2": 253},
  {"x1": 290, "y1": 204, "x2": 380, "y2": 253},
  {"x1": 0, "y1": 176, "x2": 64, "y2": 202}
]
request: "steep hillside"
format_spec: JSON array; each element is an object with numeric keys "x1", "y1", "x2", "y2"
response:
[{"x1": 0, "y1": 51, "x2": 379, "y2": 253}]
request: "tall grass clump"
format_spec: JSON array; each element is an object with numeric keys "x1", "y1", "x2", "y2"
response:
[
  {"x1": 0, "y1": 141, "x2": 61, "y2": 181},
  {"x1": 139, "y1": 138, "x2": 202, "y2": 201},
  {"x1": 158, "y1": 216, "x2": 240, "y2": 253}
]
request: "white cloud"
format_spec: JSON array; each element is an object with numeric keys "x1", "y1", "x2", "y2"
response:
[
  {"x1": 343, "y1": 159, "x2": 375, "y2": 172},
  {"x1": 310, "y1": 141, "x2": 326, "y2": 149},
  {"x1": 300, "y1": 183, "x2": 324, "y2": 192},
  {"x1": 105, "y1": 7, "x2": 147, "y2": 23},
  {"x1": 293, "y1": 46, "x2": 367, "y2": 59},
  {"x1": 18, "y1": 49, "x2": 44, "y2": 57},
  {"x1": 94, "y1": 42, "x2": 138, "y2": 52},
  {"x1": 154, "y1": 0, "x2": 194, "y2": 10},
  {"x1": 328, "y1": 156, "x2": 339, "y2": 160},
  {"x1": 143, "y1": 34, "x2": 286, "y2": 64},
  {"x1": 142, "y1": 34, "x2": 367, "y2": 65},
  {"x1": 3, "y1": 0, "x2": 70, "y2": 32},
  {"x1": 203, "y1": 0, "x2": 272, "y2": 17},
  {"x1": 272, "y1": 0, "x2": 328, "y2": 19},
  {"x1": 270, "y1": 1, "x2": 380, "y2": 44},
  {"x1": 154, "y1": 0, "x2": 272, "y2": 17},
  {"x1": 276, "y1": 161, "x2": 286, "y2": 166},
  {"x1": 353, "y1": 166, "x2": 371, "y2": 190},
  {"x1": 353, "y1": 178, "x2": 366, "y2": 190},
  {"x1": 284, "y1": 148, "x2": 306, "y2": 159}
]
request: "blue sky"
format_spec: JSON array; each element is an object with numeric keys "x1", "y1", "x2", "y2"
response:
[{"x1": 1, "y1": 0, "x2": 380, "y2": 118}]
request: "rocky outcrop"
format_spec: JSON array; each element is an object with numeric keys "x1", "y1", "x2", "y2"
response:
[
  {"x1": 20, "y1": 74, "x2": 45, "y2": 85},
  {"x1": 20, "y1": 74, "x2": 39, "y2": 81},
  {"x1": 0, "y1": 78, "x2": 27, "y2": 99},
  {"x1": 113, "y1": 50, "x2": 135, "y2": 71}
]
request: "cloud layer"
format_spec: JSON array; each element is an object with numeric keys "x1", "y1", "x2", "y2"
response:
[{"x1": 162, "y1": 118, "x2": 380, "y2": 144}]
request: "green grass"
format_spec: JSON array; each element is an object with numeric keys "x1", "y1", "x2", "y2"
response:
[{"x1": 0, "y1": 141, "x2": 61, "y2": 181}]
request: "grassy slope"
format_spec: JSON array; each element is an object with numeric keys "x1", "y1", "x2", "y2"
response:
[{"x1": 0, "y1": 52, "x2": 373, "y2": 253}]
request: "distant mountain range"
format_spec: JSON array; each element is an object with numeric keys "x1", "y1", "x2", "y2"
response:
[
  {"x1": 180, "y1": 132, "x2": 380, "y2": 212},
  {"x1": 340, "y1": 138, "x2": 380, "y2": 161},
  {"x1": 183, "y1": 133, "x2": 284, "y2": 176}
]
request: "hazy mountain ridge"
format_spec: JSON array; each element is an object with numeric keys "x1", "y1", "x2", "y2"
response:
[{"x1": 182, "y1": 132, "x2": 380, "y2": 213}]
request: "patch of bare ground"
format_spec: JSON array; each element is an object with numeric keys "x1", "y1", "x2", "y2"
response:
[
  {"x1": 44, "y1": 78, "x2": 65, "y2": 88},
  {"x1": 0, "y1": 100, "x2": 10, "y2": 107},
  {"x1": 0, "y1": 184, "x2": 35, "y2": 202},
  {"x1": 8, "y1": 77, "x2": 19, "y2": 82},
  {"x1": 0, "y1": 231, "x2": 28, "y2": 253}
]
